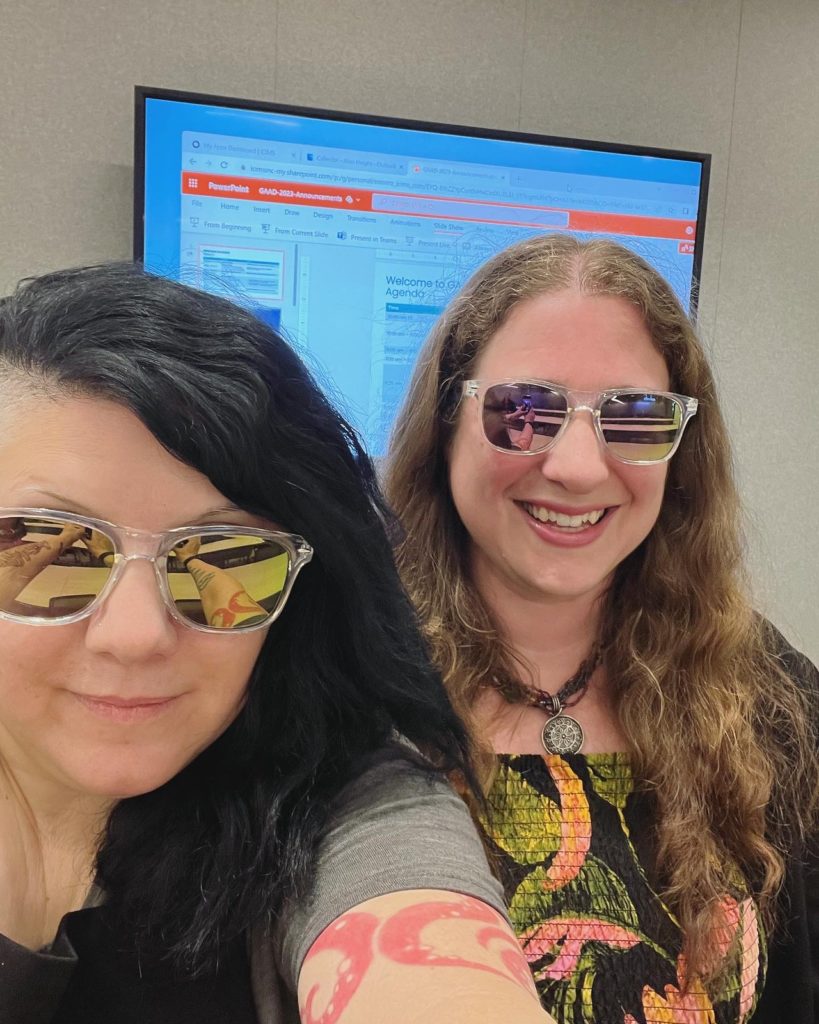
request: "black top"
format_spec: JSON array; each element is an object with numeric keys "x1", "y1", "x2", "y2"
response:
[
  {"x1": 751, "y1": 837, "x2": 819, "y2": 1024},
  {"x1": 0, "y1": 909, "x2": 258, "y2": 1024},
  {"x1": 750, "y1": 630, "x2": 819, "y2": 1024}
]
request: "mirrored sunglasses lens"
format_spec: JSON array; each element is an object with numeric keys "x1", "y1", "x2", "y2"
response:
[
  {"x1": 482, "y1": 383, "x2": 567, "y2": 452},
  {"x1": 0, "y1": 517, "x2": 114, "y2": 619},
  {"x1": 600, "y1": 393, "x2": 682, "y2": 462},
  {"x1": 168, "y1": 534, "x2": 291, "y2": 630}
]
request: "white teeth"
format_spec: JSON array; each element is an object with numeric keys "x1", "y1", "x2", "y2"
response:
[{"x1": 523, "y1": 504, "x2": 605, "y2": 528}]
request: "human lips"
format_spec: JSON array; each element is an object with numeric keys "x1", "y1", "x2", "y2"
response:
[
  {"x1": 517, "y1": 499, "x2": 617, "y2": 547},
  {"x1": 72, "y1": 692, "x2": 181, "y2": 723}
]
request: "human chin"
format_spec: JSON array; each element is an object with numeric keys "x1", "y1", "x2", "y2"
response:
[
  {"x1": 511, "y1": 551, "x2": 616, "y2": 605},
  {"x1": 539, "y1": 520, "x2": 653, "y2": 600},
  {"x1": 500, "y1": 509, "x2": 651, "y2": 603},
  {"x1": 47, "y1": 686, "x2": 248, "y2": 800},
  {"x1": 60, "y1": 729, "x2": 228, "y2": 800}
]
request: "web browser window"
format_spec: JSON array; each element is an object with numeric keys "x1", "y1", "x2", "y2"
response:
[{"x1": 140, "y1": 94, "x2": 707, "y2": 456}]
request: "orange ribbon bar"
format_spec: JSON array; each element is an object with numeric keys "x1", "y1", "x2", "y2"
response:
[{"x1": 181, "y1": 172, "x2": 697, "y2": 241}]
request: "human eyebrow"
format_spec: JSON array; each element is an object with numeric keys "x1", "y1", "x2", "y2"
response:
[
  {"x1": 17, "y1": 489, "x2": 99, "y2": 517},
  {"x1": 189, "y1": 507, "x2": 284, "y2": 532},
  {"x1": 191, "y1": 505, "x2": 245, "y2": 523},
  {"x1": 17, "y1": 492, "x2": 278, "y2": 533},
  {"x1": 189, "y1": 507, "x2": 275, "y2": 529}
]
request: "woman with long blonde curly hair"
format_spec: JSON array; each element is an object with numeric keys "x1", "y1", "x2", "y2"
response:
[{"x1": 385, "y1": 234, "x2": 817, "y2": 1024}]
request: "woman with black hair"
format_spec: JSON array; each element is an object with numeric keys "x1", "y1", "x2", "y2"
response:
[{"x1": 0, "y1": 264, "x2": 553, "y2": 1024}]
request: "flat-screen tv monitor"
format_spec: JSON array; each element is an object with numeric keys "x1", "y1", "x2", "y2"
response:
[{"x1": 135, "y1": 87, "x2": 710, "y2": 456}]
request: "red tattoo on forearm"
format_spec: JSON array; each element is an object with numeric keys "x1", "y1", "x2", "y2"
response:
[
  {"x1": 210, "y1": 590, "x2": 263, "y2": 628},
  {"x1": 227, "y1": 591, "x2": 263, "y2": 613},
  {"x1": 301, "y1": 896, "x2": 534, "y2": 1024},
  {"x1": 378, "y1": 896, "x2": 533, "y2": 989},
  {"x1": 301, "y1": 912, "x2": 379, "y2": 1024}
]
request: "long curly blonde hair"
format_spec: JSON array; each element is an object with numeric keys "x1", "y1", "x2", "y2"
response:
[{"x1": 385, "y1": 233, "x2": 818, "y2": 980}]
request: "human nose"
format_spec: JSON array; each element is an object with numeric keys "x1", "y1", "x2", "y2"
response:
[
  {"x1": 84, "y1": 557, "x2": 178, "y2": 663},
  {"x1": 539, "y1": 407, "x2": 611, "y2": 492}
]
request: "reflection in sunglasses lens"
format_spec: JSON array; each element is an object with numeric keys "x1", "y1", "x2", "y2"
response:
[
  {"x1": 0, "y1": 517, "x2": 113, "y2": 618},
  {"x1": 482, "y1": 383, "x2": 567, "y2": 453},
  {"x1": 481, "y1": 384, "x2": 684, "y2": 463},
  {"x1": 0, "y1": 520, "x2": 299, "y2": 631},
  {"x1": 600, "y1": 393, "x2": 682, "y2": 462},
  {"x1": 168, "y1": 534, "x2": 288, "y2": 629}
]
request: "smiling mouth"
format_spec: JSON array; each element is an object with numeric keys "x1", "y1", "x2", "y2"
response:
[{"x1": 521, "y1": 503, "x2": 611, "y2": 531}]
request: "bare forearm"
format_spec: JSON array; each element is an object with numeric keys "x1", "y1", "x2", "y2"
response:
[
  {"x1": 0, "y1": 541, "x2": 62, "y2": 606},
  {"x1": 185, "y1": 558, "x2": 266, "y2": 627}
]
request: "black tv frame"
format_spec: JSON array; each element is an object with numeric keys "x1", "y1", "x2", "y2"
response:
[{"x1": 134, "y1": 85, "x2": 711, "y2": 317}]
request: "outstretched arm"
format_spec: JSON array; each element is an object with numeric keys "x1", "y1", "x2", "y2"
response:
[
  {"x1": 174, "y1": 538, "x2": 268, "y2": 628},
  {"x1": 0, "y1": 524, "x2": 85, "y2": 610},
  {"x1": 298, "y1": 889, "x2": 553, "y2": 1024}
]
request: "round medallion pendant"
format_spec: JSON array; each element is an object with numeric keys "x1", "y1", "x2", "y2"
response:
[{"x1": 541, "y1": 714, "x2": 584, "y2": 755}]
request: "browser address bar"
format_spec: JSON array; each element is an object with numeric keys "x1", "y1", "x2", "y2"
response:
[{"x1": 370, "y1": 193, "x2": 569, "y2": 228}]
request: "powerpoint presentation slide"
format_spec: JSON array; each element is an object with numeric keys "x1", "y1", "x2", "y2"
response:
[
  {"x1": 139, "y1": 91, "x2": 706, "y2": 455},
  {"x1": 196, "y1": 245, "x2": 285, "y2": 302}
]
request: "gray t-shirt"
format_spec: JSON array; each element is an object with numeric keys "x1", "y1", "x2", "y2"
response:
[
  {"x1": 0, "y1": 757, "x2": 506, "y2": 1023},
  {"x1": 252, "y1": 757, "x2": 507, "y2": 1022}
]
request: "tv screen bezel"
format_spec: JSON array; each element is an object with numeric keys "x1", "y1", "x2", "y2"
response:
[{"x1": 134, "y1": 85, "x2": 711, "y2": 318}]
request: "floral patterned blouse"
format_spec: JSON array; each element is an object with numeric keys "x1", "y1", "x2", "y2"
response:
[{"x1": 484, "y1": 753, "x2": 766, "y2": 1024}]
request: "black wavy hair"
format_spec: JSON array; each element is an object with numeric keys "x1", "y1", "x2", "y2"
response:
[{"x1": 0, "y1": 262, "x2": 476, "y2": 973}]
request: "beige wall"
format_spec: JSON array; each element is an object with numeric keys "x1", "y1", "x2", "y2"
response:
[{"x1": 1, "y1": 0, "x2": 816, "y2": 658}]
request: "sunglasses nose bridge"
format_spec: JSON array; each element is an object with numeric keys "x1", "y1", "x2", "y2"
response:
[
  {"x1": 115, "y1": 551, "x2": 165, "y2": 567},
  {"x1": 562, "y1": 400, "x2": 598, "y2": 430},
  {"x1": 97, "y1": 550, "x2": 172, "y2": 617},
  {"x1": 565, "y1": 386, "x2": 601, "y2": 410},
  {"x1": 103, "y1": 543, "x2": 170, "y2": 601},
  {"x1": 549, "y1": 400, "x2": 608, "y2": 463},
  {"x1": 115, "y1": 526, "x2": 168, "y2": 561}
]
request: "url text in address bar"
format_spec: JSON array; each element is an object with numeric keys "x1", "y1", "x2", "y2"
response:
[{"x1": 370, "y1": 193, "x2": 570, "y2": 228}]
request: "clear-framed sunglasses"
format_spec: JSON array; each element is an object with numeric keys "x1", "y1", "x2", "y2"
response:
[
  {"x1": 462, "y1": 378, "x2": 698, "y2": 465},
  {"x1": 0, "y1": 508, "x2": 313, "y2": 632}
]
